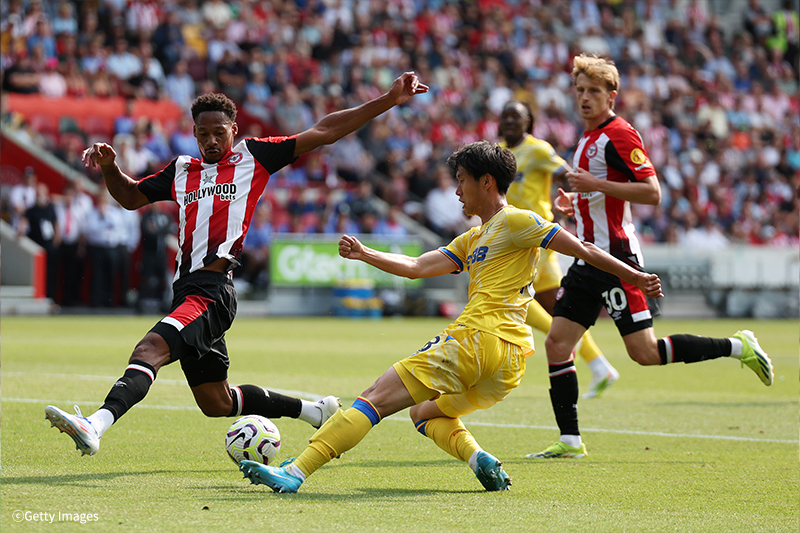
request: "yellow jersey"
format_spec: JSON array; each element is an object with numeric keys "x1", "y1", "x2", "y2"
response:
[
  {"x1": 500, "y1": 134, "x2": 568, "y2": 221},
  {"x1": 438, "y1": 206, "x2": 562, "y2": 353}
]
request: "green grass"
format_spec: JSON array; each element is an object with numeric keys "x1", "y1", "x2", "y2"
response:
[{"x1": 2, "y1": 316, "x2": 798, "y2": 532}]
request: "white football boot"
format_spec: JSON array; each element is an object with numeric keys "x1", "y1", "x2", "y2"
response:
[
  {"x1": 312, "y1": 396, "x2": 342, "y2": 428},
  {"x1": 45, "y1": 405, "x2": 101, "y2": 456}
]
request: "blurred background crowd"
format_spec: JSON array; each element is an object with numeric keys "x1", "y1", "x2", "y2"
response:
[{"x1": 1, "y1": 0, "x2": 798, "y2": 307}]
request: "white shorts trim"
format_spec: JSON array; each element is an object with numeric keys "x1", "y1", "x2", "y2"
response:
[{"x1": 161, "y1": 316, "x2": 185, "y2": 331}]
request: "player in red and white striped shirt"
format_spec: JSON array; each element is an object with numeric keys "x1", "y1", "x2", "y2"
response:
[
  {"x1": 528, "y1": 54, "x2": 773, "y2": 460},
  {"x1": 45, "y1": 73, "x2": 429, "y2": 457}
]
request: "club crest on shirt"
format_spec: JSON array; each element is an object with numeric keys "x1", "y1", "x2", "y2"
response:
[
  {"x1": 228, "y1": 152, "x2": 243, "y2": 164},
  {"x1": 586, "y1": 143, "x2": 598, "y2": 158}
]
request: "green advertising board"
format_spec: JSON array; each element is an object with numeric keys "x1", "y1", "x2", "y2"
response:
[{"x1": 270, "y1": 236, "x2": 424, "y2": 287}]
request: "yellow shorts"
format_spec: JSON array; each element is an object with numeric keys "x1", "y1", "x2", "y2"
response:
[
  {"x1": 533, "y1": 248, "x2": 563, "y2": 293},
  {"x1": 393, "y1": 324, "x2": 526, "y2": 418}
]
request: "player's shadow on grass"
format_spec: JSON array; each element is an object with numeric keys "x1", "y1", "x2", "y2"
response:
[
  {"x1": 2, "y1": 470, "x2": 179, "y2": 487},
  {"x1": 222, "y1": 486, "x2": 477, "y2": 500},
  {"x1": 326, "y1": 458, "x2": 458, "y2": 469}
]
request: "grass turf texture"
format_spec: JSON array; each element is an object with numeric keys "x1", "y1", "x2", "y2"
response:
[{"x1": 2, "y1": 316, "x2": 797, "y2": 533}]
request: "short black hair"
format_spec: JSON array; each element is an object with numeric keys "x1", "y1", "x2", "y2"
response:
[
  {"x1": 446, "y1": 141, "x2": 516, "y2": 194},
  {"x1": 191, "y1": 93, "x2": 237, "y2": 122},
  {"x1": 502, "y1": 100, "x2": 534, "y2": 134}
]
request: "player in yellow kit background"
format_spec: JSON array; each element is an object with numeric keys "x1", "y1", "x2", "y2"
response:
[
  {"x1": 499, "y1": 100, "x2": 619, "y2": 399},
  {"x1": 237, "y1": 141, "x2": 662, "y2": 494}
]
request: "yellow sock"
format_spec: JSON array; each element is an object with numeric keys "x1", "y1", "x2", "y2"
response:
[
  {"x1": 293, "y1": 406, "x2": 376, "y2": 477},
  {"x1": 525, "y1": 299, "x2": 553, "y2": 334},
  {"x1": 415, "y1": 417, "x2": 480, "y2": 463},
  {"x1": 576, "y1": 331, "x2": 602, "y2": 364}
]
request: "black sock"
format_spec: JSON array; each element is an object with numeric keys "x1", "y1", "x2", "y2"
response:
[
  {"x1": 229, "y1": 385, "x2": 302, "y2": 418},
  {"x1": 548, "y1": 361, "x2": 580, "y2": 436},
  {"x1": 101, "y1": 361, "x2": 156, "y2": 421},
  {"x1": 658, "y1": 335, "x2": 732, "y2": 365}
]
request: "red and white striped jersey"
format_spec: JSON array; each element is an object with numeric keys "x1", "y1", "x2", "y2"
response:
[
  {"x1": 138, "y1": 136, "x2": 296, "y2": 281},
  {"x1": 571, "y1": 116, "x2": 656, "y2": 266}
]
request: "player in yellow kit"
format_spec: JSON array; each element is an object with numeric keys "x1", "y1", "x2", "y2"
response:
[
  {"x1": 238, "y1": 141, "x2": 662, "y2": 493},
  {"x1": 499, "y1": 100, "x2": 619, "y2": 399}
]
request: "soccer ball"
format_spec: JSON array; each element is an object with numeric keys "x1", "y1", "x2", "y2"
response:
[{"x1": 225, "y1": 415, "x2": 281, "y2": 466}]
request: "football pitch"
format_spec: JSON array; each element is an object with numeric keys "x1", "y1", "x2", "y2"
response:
[{"x1": 2, "y1": 315, "x2": 798, "y2": 532}]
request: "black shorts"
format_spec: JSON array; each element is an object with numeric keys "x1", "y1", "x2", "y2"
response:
[
  {"x1": 150, "y1": 270, "x2": 237, "y2": 387},
  {"x1": 552, "y1": 259, "x2": 660, "y2": 337}
]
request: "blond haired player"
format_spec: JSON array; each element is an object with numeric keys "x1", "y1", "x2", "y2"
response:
[
  {"x1": 529, "y1": 54, "x2": 773, "y2": 460},
  {"x1": 239, "y1": 141, "x2": 663, "y2": 493},
  {"x1": 499, "y1": 100, "x2": 619, "y2": 399}
]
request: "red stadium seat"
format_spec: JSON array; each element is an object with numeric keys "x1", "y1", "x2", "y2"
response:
[
  {"x1": 83, "y1": 115, "x2": 112, "y2": 137},
  {"x1": 28, "y1": 113, "x2": 58, "y2": 135}
]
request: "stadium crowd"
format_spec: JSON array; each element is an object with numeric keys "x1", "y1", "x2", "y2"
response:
[{"x1": 1, "y1": 0, "x2": 798, "y2": 305}]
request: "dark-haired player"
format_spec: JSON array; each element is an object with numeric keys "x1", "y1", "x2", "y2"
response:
[
  {"x1": 238, "y1": 140, "x2": 663, "y2": 493},
  {"x1": 529, "y1": 54, "x2": 773, "y2": 460},
  {"x1": 499, "y1": 100, "x2": 620, "y2": 399},
  {"x1": 45, "y1": 73, "x2": 429, "y2": 456}
]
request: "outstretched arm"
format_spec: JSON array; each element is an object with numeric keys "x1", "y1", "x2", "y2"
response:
[
  {"x1": 547, "y1": 230, "x2": 663, "y2": 298},
  {"x1": 293, "y1": 72, "x2": 428, "y2": 157},
  {"x1": 338, "y1": 234, "x2": 455, "y2": 279},
  {"x1": 82, "y1": 143, "x2": 150, "y2": 210}
]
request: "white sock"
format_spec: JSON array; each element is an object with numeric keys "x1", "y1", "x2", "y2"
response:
[
  {"x1": 729, "y1": 338, "x2": 743, "y2": 358},
  {"x1": 298, "y1": 400, "x2": 320, "y2": 426},
  {"x1": 560, "y1": 434, "x2": 582, "y2": 448},
  {"x1": 86, "y1": 408, "x2": 115, "y2": 437},
  {"x1": 587, "y1": 355, "x2": 612, "y2": 377},
  {"x1": 286, "y1": 463, "x2": 306, "y2": 481},
  {"x1": 468, "y1": 449, "x2": 481, "y2": 472}
]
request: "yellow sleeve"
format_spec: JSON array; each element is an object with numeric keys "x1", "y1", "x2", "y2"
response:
[
  {"x1": 438, "y1": 229, "x2": 473, "y2": 273},
  {"x1": 532, "y1": 143, "x2": 568, "y2": 177},
  {"x1": 507, "y1": 209, "x2": 562, "y2": 250}
]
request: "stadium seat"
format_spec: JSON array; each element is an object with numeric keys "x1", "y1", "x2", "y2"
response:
[
  {"x1": 83, "y1": 115, "x2": 112, "y2": 137},
  {"x1": 28, "y1": 114, "x2": 58, "y2": 135}
]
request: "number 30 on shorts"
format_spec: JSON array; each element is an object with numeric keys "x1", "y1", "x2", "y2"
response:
[{"x1": 601, "y1": 288, "x2": 628, "y2": 314}]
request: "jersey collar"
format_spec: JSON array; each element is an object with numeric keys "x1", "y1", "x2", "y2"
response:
[{"x1": 588, "y1": 115, "x2": 618, "y2": 132}]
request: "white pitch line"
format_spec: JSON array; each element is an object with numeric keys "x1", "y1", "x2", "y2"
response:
[
  {"x1": 5, "y1": 396, "x2": 797, "y2": 444},
  {"x1": 450, "y1": 420, "x2": 800, "y2": 444}
]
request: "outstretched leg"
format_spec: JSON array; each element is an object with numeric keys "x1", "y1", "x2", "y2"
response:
[
  {"x1": 45, "y1": 331, "x2": 171, "y2": 455},
  {"x1": 241, "y1": 366, "x2": 418, "y2": 493},
  {"x1": 190, "y1": 380, "x2": 340, "y2": 428},
  {"x1": 625, "y1": 328, "x2": 773, "y2": 385}
]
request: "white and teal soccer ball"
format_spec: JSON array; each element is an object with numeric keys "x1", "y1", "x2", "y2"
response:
[{"x1": 225, "y1": 415, "x2": 281, "y2": 466}]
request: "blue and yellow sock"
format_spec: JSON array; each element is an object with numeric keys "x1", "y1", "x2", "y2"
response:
[{"x1": 293, "y1": 397, "x2": 380, "y2": 478}]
